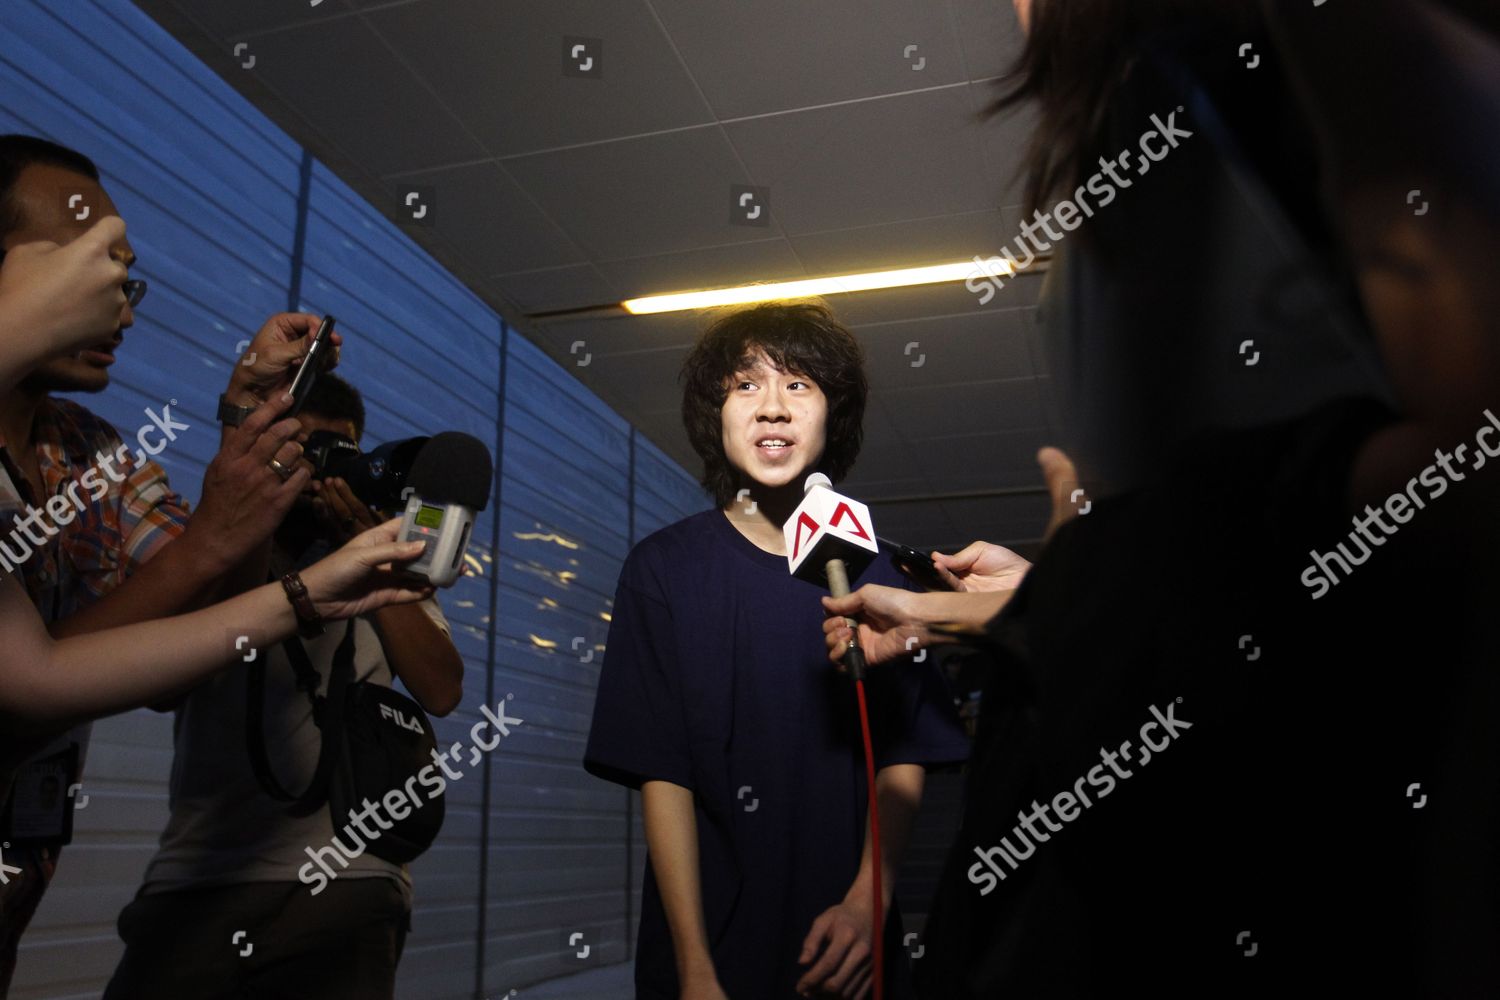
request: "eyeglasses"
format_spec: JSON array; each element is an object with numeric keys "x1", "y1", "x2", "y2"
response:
[{"x1": 0, "y1": 251, "x2": 147, "y2": 308}]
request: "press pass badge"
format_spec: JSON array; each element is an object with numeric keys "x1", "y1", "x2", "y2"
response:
[{"x1": 1, "y1": 742, "x2": 79, "y2": 845}]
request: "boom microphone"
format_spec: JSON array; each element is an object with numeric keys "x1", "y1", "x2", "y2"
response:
[{"x1": 397, "y1": 431, "x2": 493, "y2": 587}]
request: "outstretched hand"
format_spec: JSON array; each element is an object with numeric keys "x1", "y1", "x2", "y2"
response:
[
  {"x1": 300, "y1": 517, "x2": 432, "y2": 621},
  {"x1": 931, "y1": 540, "x2": 1031, "y2": 593}
]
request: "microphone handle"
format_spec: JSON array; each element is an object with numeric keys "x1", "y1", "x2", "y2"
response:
[{"x1": 825, "y1": 558, "x2": 868, "y2": 682}]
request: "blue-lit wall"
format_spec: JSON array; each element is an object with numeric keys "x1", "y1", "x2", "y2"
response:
[{"x1": 0, "y1": 2, "x2": 708, "y2": 997}]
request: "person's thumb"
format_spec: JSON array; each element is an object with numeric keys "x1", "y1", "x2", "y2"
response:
[
  {"x1": 935, "y1": 540, "x2": 986, "y2": 573},
  {"x1": 1039, "y1": 446, "x2": 1084, "y2": 541},
  {"x1": 1038, "y1": 446, "x2": 1077, "y2": 499},
  {"x1": 821, "y1": 593, "x2": 861, "y2": 616},
  {"x1": 358, "y1": 539, "x2": 427, "y2": 568}
]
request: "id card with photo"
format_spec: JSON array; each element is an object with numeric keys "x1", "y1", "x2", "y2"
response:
[{"x1": 1, "y1": 743, "x2": 78, "y2": 846}]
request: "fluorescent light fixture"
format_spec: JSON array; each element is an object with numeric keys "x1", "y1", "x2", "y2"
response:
[{"x1": 620, "y1": 257, "x2": 1015, "y2": 315}]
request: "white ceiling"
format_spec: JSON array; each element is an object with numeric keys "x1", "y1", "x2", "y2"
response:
[{"x1": 135, "y1": 0, "x2": 1055, "y2": 552}]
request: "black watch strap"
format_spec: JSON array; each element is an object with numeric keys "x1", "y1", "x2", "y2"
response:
[{"x1": 217, "y1": 393, "x2": 256, "y2": 427}]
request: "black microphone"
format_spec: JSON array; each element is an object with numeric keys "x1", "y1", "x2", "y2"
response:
[{"x1": 397, "y1": 432, "x2": 493, "y2": 586}]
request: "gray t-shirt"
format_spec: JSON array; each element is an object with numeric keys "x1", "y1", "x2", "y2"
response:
[{"x1": 142, "y1": 564, "x2": 450, "y2": 900}]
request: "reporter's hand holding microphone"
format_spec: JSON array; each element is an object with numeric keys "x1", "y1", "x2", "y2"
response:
[
  {"x1": 298, "y1": 516, "x2": 434, "y2": 620},
  {"x1": 821, "y1": 446, "x2": 1085, "y2": 669}
]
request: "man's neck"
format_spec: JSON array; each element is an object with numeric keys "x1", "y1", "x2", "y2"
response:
[
  {"x1": 720, "y1": 480, "x2": 806, "y2": 556},
  {"x1": 0, "y1": 383, "x2": 47, "y2": 452}
]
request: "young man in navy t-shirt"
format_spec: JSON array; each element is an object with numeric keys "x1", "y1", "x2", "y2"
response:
[{"x1": 585, "y1": 301, "x2": 969, "y2": 999}]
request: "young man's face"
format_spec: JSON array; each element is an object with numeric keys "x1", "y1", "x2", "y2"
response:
[
  {"x1": 720, "y1": 348, "x2": 828, "y2": 497},
  {"x1": 3, "y1": 163, "x2": 136, "y2": 393}
]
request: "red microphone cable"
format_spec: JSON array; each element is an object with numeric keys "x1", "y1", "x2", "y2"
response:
[
  {"x1": 854, "y1": 675, "x2": 885, "y2": 1000},
  {"x1": 826, "y1": 555, "x2": 885, "y2": 1000}
]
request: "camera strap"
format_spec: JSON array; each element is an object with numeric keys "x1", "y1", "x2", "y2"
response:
[{"x1": 245, "y1": 622, "x2": 356, "y2": 818}]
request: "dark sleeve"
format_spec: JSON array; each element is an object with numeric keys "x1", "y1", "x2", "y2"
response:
[
  {"x1": 583, "y1": 555, "x2": 694, "y2": 790},
  {"x1": 869, "y1": 657, "x2": 971, "y2": 770},
  {"x1": 855, "y1": 553, "x2": 971, "y2": 769}
]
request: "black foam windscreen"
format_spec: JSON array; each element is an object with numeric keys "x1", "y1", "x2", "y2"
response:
[{"x1": 407, "y1": 431, "x2": 493, "y2": 510}]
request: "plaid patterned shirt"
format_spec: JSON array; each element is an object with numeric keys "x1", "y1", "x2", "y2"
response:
[
  {"x1": 0, "y1": 396, "x2": 190, "y2": 621},
  {"x1": 0, "y1": 396, "x2": 193, "y2": 991}
]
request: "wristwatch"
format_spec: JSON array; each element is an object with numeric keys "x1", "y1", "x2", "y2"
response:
[
  {"x1": 280, "y1": 570, "x2": 325, "y2": 638},
  {"x1": 217, "y1": 393, "x2": 257, "y2": 427}
]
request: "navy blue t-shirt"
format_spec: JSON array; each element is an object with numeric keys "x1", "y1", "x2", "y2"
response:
[{"x1": 584, "y1": 508, "x2": 970, "y2": 999}]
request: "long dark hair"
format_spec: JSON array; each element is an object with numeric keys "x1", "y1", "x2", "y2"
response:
[
  {"x1": 990, "y1": 0, "x2": 1260, "y2": 217},
  {"x1": 680, "y1": 300, "x2": 867, "y2": 509}
]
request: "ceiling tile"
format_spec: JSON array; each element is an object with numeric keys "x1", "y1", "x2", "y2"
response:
[
  {"x1": 650, "y1": 0, "x2": 968, "y2": 119},
  {"x1": 913, "y1": 427, "x2": 1052, "y2": 492},
  {"x1": 723, "y1": 85, "x2": 995, "y2": 235},
  {"x1": 940, "y1": 491, "x2": 1052, "y2": 545},
  {"x1": 226, "y1": 14, "x2": 488, "y2": 175},
  {"x1": 828, "y1": 276, "x2": 1042, "y2": 326},
  {"x1": 596, "y1": 238, "x2": 806, "y2": 300},
  {"x1": 790, "y1": 210, "x2": 1010, "y2": 276},
  {"x1": 857, "y1": 307, "x2": 1034, "y2": 392},
  {"x1": 384, "y1": 161, "x2": 584, "y2": 275},
  {"x1": 881, "y1": 376, "x2": 1046, "y2": 442},
  {"x1": 948, "y1": 0, "x2": 1027, "y2": 82},
  {"x1": 147, "y1": 0, "x2": 359, "y2": 40},
  {"x1": 490, "y1": 264, "x2": 619, "y2": 315},
  {"x1": 968, "y1": 88, "x2": 1037, "y2": 214},
  {"x1": 503, "y1": 127, "x2": 768, "y2": 260},
  {"x1": 530, "y1": 311, "x2": 704, "y2": 359},
  {"x1": 362, "y1": 0, "x2": 715, "y2": 157},
  {"x1": 843, "y1": 397, "x2": 920, "y2": 488}
]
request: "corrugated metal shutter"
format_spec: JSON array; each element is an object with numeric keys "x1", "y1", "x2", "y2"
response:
[
  {"x1": 479, "y1": 338, "x2": 708, "y2": 996},
  {"x1": 0, "y1": 1, "x2": 709, "y2": 997},
  {"x1": 299, "y1": 160, "x2": 505, "y2": 1000}
]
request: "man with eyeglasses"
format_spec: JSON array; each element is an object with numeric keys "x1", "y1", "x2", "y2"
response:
[{"x1": 0, "y1": 134, "x2": 332, "y2": 992}]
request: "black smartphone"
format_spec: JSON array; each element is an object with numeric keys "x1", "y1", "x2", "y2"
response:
[
  {"x1": 286, "y1": 315, "x2": 336, "y2": 418},
  {"x1": 892, "y1": 544, "x2": 954, "y2": 591}
]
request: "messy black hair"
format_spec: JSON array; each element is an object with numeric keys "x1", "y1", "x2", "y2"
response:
[
  {"x1": 303, "y1": 371, "x2": 366, "y2": 442},
  {"x1": 680, "y1": 300, "x2": 867, "y2": 508}
]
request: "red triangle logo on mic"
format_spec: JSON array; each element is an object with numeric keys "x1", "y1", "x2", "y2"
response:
[
  {"x1": 791, "y1": 511, "x2": 820, "y2": 560},
  {"x1": 829, "y1": 502, "x2": 870, "y2": 540}
]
